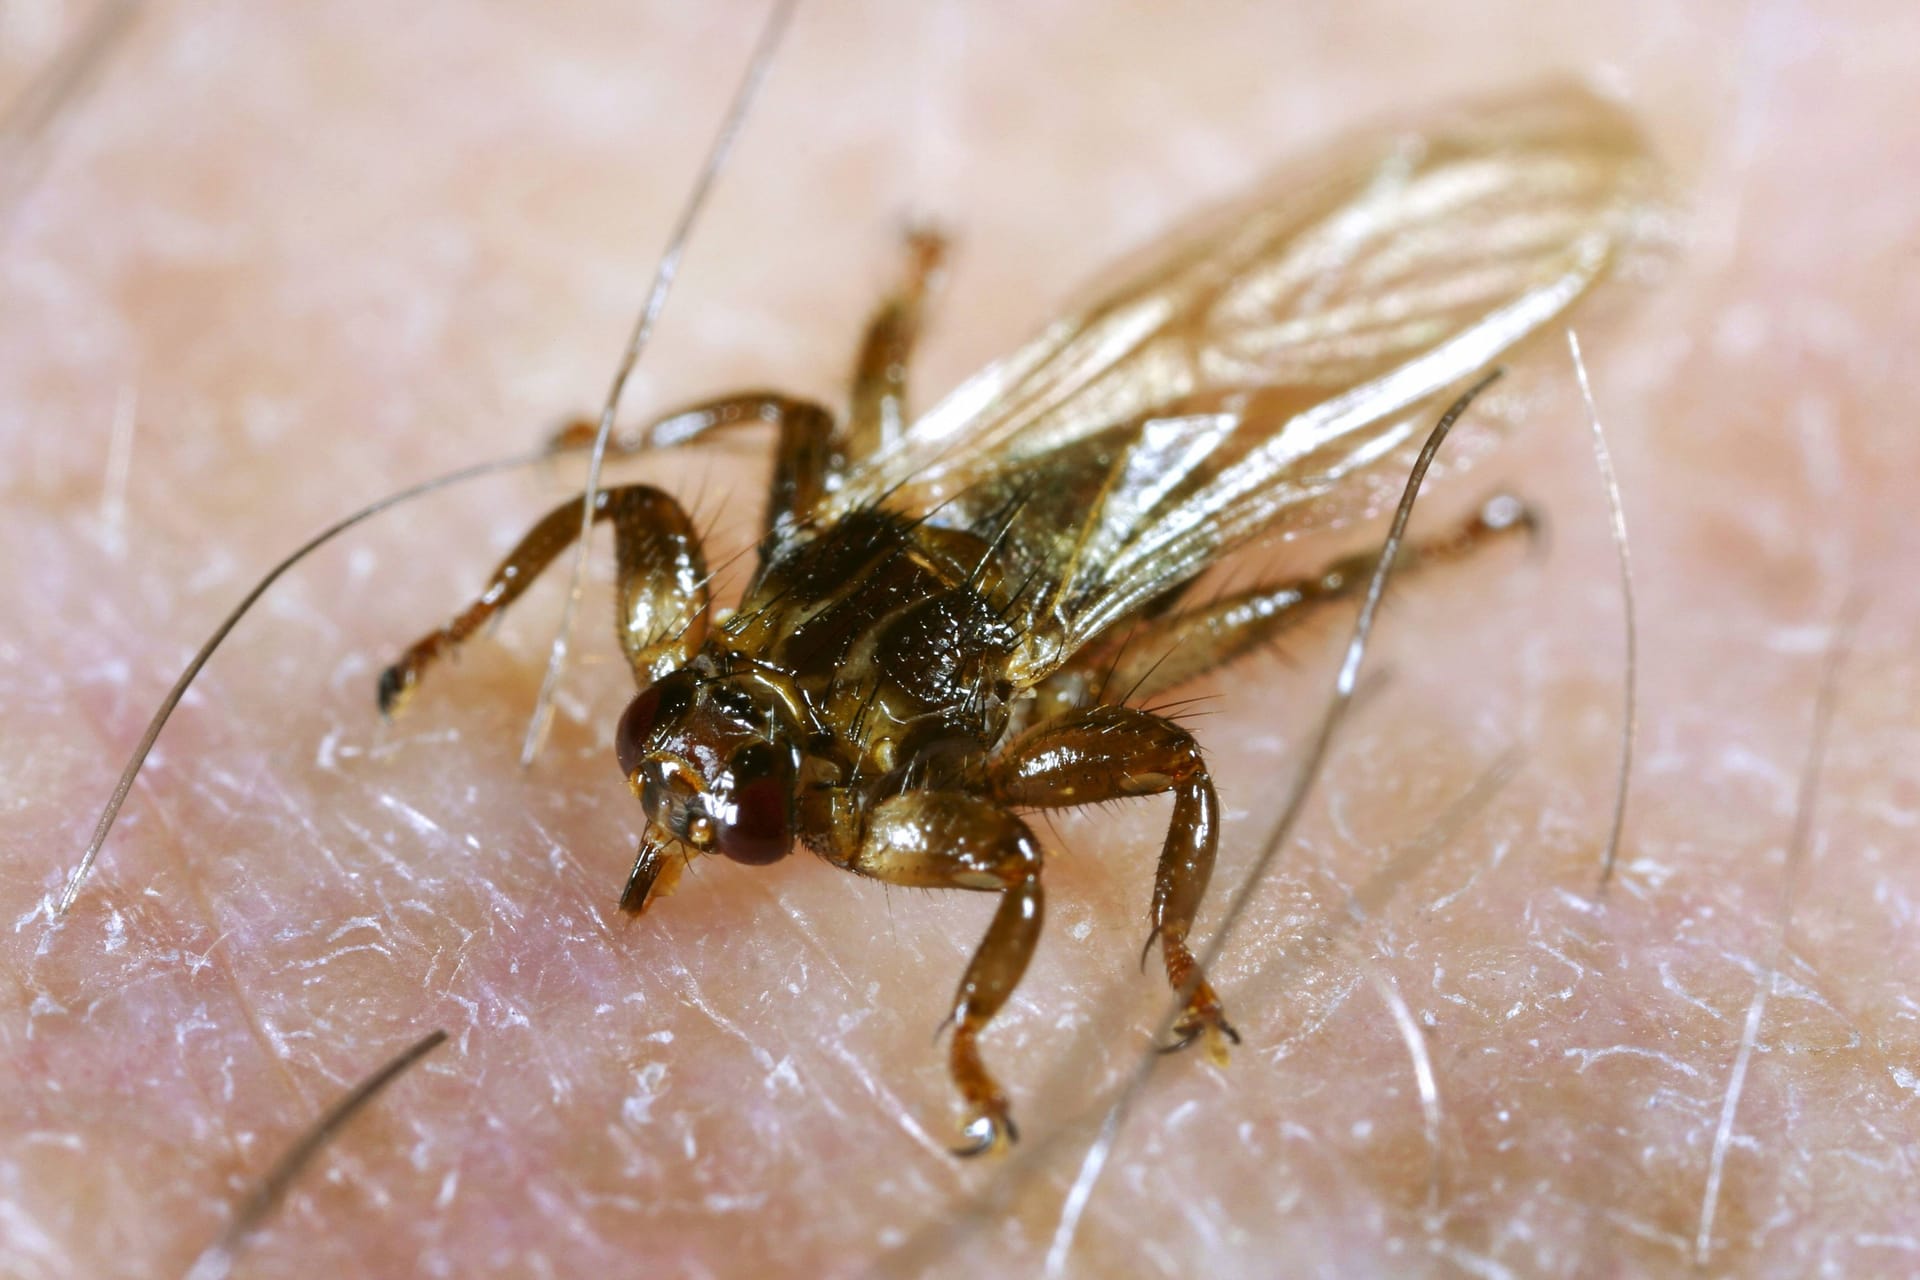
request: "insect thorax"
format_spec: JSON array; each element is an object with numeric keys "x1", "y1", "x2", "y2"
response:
[{"x1": 714, "y1": 509, "x2": 1022, "y2": 827}]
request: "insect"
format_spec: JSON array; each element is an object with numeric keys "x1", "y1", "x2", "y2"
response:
[{"x1": 372, "y1": 83, "x2": 1660, "y2": 1155}]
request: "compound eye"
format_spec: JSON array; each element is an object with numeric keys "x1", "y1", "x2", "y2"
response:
[
  {"x1": 715, "y1": 743, "x2": 793, "y2": 866},
  {"x1": 614, "y1": 688, "x2": 660, "y2": 780},
  {"x1": 614, "y1": 674, "x2": 691, "y2": 780}
]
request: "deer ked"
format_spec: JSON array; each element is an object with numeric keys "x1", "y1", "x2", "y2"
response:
[{"x1": 373, "y1": 86, "x2": 1662, "y2": 1155}]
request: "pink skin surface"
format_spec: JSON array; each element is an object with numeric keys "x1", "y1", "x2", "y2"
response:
[{"x1": 5, "y1": 2, "x2": 1920, "y2": 1277}]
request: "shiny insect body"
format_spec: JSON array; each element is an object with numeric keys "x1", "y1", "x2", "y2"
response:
[{"x1": 376, "y1": 85, "x2": 1659, "y2": 1153}]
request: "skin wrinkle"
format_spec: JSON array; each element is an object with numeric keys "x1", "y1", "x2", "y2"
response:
[{"x1": 5, "y1": 1, "x2": 1920, "y2": 1277}]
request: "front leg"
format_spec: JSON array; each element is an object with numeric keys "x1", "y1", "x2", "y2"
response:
[
  {"x1": 984, "y1": 705, "x2": 1239, "y2": 1062},
  {"x1": 377, "y1": 484, "x2": 707, "y2": 714},
  {"x1": 849, "y1": 790, "x2": 1044, "y2": 1155}
]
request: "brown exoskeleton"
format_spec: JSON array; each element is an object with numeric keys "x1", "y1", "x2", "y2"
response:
[{"x1": 375, "y1": 85, "x2": 1661, "y2": 1154}]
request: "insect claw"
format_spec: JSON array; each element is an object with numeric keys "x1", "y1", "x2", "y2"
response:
[
  {"x1": 1153, "y1": 1026, "x2": 1199, "y2": 1055},
  {"x1": 950, "y1": 1134, "x2": 992, "y2": 1159},
  {"x1": 1138, "y1": 926, "x2": 1162, "y2": 974},
  {"x1": 375, "y1": 662, "x2": 415, "y2": 720},
  {"x1": 950, "y1": 1109, "x2": 1017, "y2": 1157},
  {"x1": 1157, "y1": 1011, "x2": 1240, "y2": 1063},
  {"x1": 1199, "y1": 1017, "x2": 1240, "y2": 1067}
]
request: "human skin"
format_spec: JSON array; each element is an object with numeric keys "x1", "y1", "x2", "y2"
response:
[{"x1": 4, "y1": 1, "x2": 1919, "y2": 1277}]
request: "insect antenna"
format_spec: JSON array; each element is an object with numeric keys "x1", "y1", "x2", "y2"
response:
[
  {"x1": 1568, "y1": 329, "x2": 1640, "y2": 891},
  {"x1": 59, "y1": 445, "x2": 553, "y2": 916},
  {"x1": 520, "y1": 0, "x2": 800, "y2": 768},
  {"x1": 180, "y1": 1028, "x2": 447, "y2": 1280},
  {"x1": 52, "y1": 3, "x2": 799, "y2": 918}
]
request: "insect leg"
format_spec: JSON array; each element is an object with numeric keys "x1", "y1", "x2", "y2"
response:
[
  {"x1": 761, "y1": 398, "x2": 839, "y2": 537},
  {"x1": 1045, "y1": 493, "x2": 1539, "y2": 712},
  {"x1": 377, "y1": 485, "x2": 707, "y2": 716},
  {"x1": 843, "y1": 227, "x2": 948, "y2": 459},
  {"x1": 545, "y1": 390, "x2": 829, "y2": 457},
  {"x1": 984, "y1": 704, "x2": 1238, "y2": 1062},
  {"x1": 554, "y1": 391, "x2": 840, "y2": 541},
  {"x1": 850, "y1": 789, "x2": 1044, "y2": 1155}
]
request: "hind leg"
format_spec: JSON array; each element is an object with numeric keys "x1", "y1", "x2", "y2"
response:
[{"x1": 1034, "y1": 493, "x2": 1539, "y2": 717}]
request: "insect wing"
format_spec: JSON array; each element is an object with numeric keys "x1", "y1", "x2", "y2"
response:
[{"x1": 827, "y1": 83, "x2": 1668, "y2": 684}]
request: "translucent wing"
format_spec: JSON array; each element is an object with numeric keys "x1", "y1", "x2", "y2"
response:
[{"x1": 828, "y1": 83, "x2": 1670, "y2": 684}]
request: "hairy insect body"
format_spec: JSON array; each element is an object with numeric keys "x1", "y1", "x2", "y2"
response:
[
  {"x1": 733, "y1": 510, "x2": 1017, "y2": 799},
  {"x1": 380, "y1": 86, "x2": 1663, "y2": 1154}
]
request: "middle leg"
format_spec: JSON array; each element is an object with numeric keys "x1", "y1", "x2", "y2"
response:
[{"x1": 982, "y1": 704, "x2": 1239, "y2": 1062}]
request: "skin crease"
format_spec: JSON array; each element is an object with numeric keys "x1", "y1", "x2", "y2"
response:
[{"x1": 3, "y1": 0, "x2": 1919, "y2": 1276}]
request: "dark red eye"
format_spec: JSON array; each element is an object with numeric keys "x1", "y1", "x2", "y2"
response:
[
  {"x1": 615, "y1": 675, "x2": 691, "y2": 779},
  {"x1": 715, "y1": 743, "x2": 792, "y2": 865},
  {"x1": 717, "y1": 778, "x2": 790, "y2": 864},
  {"x1": 614, "y1": 688, "x2": 660, "y2": 779}
]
